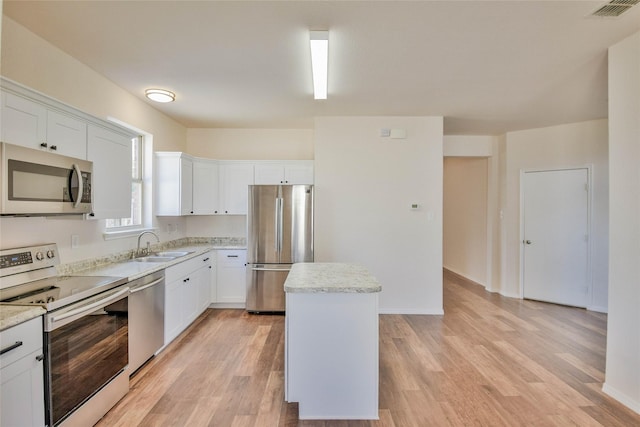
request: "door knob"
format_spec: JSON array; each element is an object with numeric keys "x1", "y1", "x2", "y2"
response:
[{"x1": 524, "y1": 240, "x2": 532, "y2": 245}]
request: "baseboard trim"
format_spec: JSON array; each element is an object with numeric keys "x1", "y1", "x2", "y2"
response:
[
  {"x1": 444, "y1": 267, "x2": 520, "y2": 299},
  {"x1": 209, "y1": 303, "x2": 245, "y2": 309},
  {"x1": 587, "y1": 305, "x2": 608, "y2": 314},
  {"x1": 444, "y1": 267, "x2": 486, "y2": 288},
  {"x1": 602, "y1": 382, "x2": 640, "y2": 414},
  {"x1": 378, "y1": 308, "x2": 444, "y2": 315}
]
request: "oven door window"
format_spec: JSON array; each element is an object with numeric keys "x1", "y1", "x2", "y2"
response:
[{"x1": 46, "y1": 297, "x2": 128, "y2": 426}]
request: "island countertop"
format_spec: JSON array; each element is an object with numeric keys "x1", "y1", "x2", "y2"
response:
[{"x1": 284, "y1": 263, "x2": 382, "y2": 293}]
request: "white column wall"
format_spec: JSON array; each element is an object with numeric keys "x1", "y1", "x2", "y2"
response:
[
  {"x1": 603, "y1": 31, "x2": 640, "y2": 414},
  {"x1": 314, "y1": 117, "x2": 443, "y2": 314}
]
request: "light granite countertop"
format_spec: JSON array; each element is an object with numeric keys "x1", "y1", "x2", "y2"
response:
[
  {"x1": 0, "y1": 305, "x2": 45, "y2": 331},
  {"x1": 58, "y1": 237, "x2": 246, "y2": 281},
  {"x1": 0, "y1": 237, "x2": 246, "y2": 330},
  {"x1": 284, "y1": 263, "x2": 382, "y2": 293}
]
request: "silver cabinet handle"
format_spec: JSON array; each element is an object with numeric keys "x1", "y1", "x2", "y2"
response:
[{"x1": 0, "y1": 341, "x2": 23, "y2": 356}]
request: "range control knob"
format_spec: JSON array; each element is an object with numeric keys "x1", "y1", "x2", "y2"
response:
[
  {"x1": 46, "y1": 250, "x2": 55, "y2": 259},
  {"x1": 35, "y1": 252, "x2": 44, "y2": 261}
]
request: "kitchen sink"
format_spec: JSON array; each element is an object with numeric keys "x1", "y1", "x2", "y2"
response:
[
  {"x1": 154, "y1": 251, "x2": 193, "y2": 257},
  {"x1": 133, "y1": 256, "x2": 177, "y2": 263}
]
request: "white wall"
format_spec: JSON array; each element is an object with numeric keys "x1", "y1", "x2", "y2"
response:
[
  {"x1": 443, "y1": 157, "x2": 488, "y2": 285},
  {"x1": 502, "y1": 119, "x2": 609, "y2": 311},
  {"x1": 314, "y1": 116, "x2": 443, "y2": 314},
  {"x1": 186, "y1": 128, "x2": 313, "y2": 160},
  {"x1": 0, "y1": 16, "x2": 188, "y2": 262},
  {"x1": 603, "y1": 31, "x2": 640, "y2": 414}
]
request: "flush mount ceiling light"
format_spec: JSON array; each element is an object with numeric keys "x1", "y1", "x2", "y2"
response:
[
  {"x1": 309, "y1": 30, "x2": 329, "y2": 100},
  {"x1": 145, "y1": 88, "x2": 175, "y2": 103}
]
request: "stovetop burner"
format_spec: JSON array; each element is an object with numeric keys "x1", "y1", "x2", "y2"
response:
[{"x1": 0, "y1": 243, "x2": 128, "y2": 311}]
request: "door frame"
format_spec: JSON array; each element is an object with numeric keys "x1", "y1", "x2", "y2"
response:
[{"x1": 518, "y1": 165, "x2": 593, "y2": 307}]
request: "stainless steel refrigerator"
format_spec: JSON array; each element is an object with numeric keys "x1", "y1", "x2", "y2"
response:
[{"x1": 246, "y1": 184, "x2": 313, "y2": 312}]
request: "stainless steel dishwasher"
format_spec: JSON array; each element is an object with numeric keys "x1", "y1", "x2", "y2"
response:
[{"x1": 129, "y1": 270, "x2": 165, "y2": 375}]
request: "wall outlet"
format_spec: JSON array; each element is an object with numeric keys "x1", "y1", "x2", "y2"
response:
[{"x1": 71, "y1": 235, "x2": 80, "y2": 248}]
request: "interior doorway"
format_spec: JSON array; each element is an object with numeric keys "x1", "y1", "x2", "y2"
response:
[
  {"x1": 521, "y1": 168, "x2": 590, "y2": 307},
  {"x1": 443, "y1": 157, "x2": 489, "y2": 286}
]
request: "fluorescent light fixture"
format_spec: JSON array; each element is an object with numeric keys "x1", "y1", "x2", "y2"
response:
[
  {"x1": 145, "y1": 88, "x2": 175, "y2": 103},
  {"x1": 309, "y1": 30, "x2": 329, "y2": 100}
]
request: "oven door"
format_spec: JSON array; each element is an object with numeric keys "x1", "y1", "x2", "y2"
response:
[
  {"x1": 1, "y1": 142, "x2": 92, "y2": 216},
  {"x1": 43, "y1": 286, "x2": 129, "y2": 427}
]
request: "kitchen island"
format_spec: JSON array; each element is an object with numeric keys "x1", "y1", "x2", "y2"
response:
[{"x1": 284, "y1": 263, "x2": 381, "y2": 420}]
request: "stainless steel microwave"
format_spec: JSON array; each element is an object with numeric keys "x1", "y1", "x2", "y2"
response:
[{"x1": 0, "y1": 142, "x2": 92, "y2": 216}]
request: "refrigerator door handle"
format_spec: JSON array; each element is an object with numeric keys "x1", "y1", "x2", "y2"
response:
[
  {"x1": 251, "y1": 267, "x2": 292, "y2": 272},
  {"x1": 274, "y1": 197, "x2": 281, "y2": 253},
  {"x1": 278, "y1": 197, "x2": 284, "y2": 256}
]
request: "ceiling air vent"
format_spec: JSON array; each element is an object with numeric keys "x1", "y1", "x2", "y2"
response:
[{"x1": 591, "y1": 0, "x2": 640, "y2": 17}]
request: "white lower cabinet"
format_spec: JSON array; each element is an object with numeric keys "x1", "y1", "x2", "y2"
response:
[
  {"x1": 0, "y1": 317, "x2": 45, "y2": 427},
  {"x1": 164, "y1": 252, "x2": 213, "y2": 345},
  {"x1": 214, "y1": 250, "x2": 247, "y2": 306}
]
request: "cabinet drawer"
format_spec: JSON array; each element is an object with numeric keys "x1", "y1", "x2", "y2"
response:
[
  {"x1": 218, "y1": 250, "x2": 246, "y2": 267},
  {"x1": 0, "y1": 317, "x2": 43, "y2": 369},
  {"x1": 165, "y1": 252, "x2": 212, "y2": 283}
]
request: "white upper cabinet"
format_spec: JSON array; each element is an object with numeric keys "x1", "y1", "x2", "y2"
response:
[
  {"x1": 1, "y1": 91, "x2": 47, "y2": 148},
  {"x1": 156, "y1": 153, "x2": 221, "y2": 216},
  {"x1": 155, "y1": 155, "x2": 315, "y2": 217},
  {"x1": 45, "y1": 110, "x2": 87, "y2": 158},
  {"x1": 192, "y1": 158, "x2": 219, "y2": 215},
  {"x1": 156, "y1": 152, "x2": 195, "y2": 216},
  {"x1": 1, "y1": 91, "x2": 87, "y2": 159},
  {"x1": 218, "y1": 162, "x2": 254, "y2": 215},
  {"x1": 87, "y1": 125, "x2": 132, "y2": 219},
  {"x1": 254, "y1": 161, "x2": 314, "y2": 185}
]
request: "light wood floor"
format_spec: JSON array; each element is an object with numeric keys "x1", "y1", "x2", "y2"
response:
[{"x1": 96, "y1": 271, "x2": 640, "y2": 426}]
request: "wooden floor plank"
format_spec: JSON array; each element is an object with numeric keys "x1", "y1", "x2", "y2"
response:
[{"x1": 95, "y1": 270, "x2": 640, "y2": 426}]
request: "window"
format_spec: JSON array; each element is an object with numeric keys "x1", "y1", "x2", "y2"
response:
[{"x1": 105, "y1": 136, "x2": 144, "y2": 229}]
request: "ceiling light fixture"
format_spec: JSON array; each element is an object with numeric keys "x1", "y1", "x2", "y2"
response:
[
  {"x1": 309, "y1": 30, "x2": 329, "y2": 100},
  {"x1": 145, "y1": 88, "x2": 175, "y2": 103}
]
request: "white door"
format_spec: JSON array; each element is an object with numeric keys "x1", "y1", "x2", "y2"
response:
[{"x1": 522, "y1": 168, "x2": 589, "y2": 307}]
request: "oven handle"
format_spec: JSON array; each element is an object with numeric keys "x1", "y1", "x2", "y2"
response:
[
  {"x1": 130, "y1": 277, "x2": 163, "y2": 294},
  {"x1": 50, "y1": 287, "x2": 129, "y2": 324}
]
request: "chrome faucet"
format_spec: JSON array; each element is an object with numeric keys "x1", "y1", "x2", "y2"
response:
[{"x1": 136, "y1": 231, "x2": 160, "y2": 256}]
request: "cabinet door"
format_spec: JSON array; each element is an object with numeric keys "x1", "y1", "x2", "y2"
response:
[
  {"x1": 46, "y1": 110, "x2": 87, "y2": 158},
  {"x1": 284, "y1": 163, "x2": 314, "y2": 184},
  {"x1": 219, "y1": 163, "x2": 254, "y2": 214},
  {"x1": 1, "y1": 350, "x2": 45, "y2": 427},
  {"x1": 164, "y1": 279, "x2": 183, "y2": 345},
  {"x1": 216, "y1": 250, "x2": 247, "y2": 303},
  {"x1": 156, "y1": 153, "x2": 194, "y2": 216},
  {"x1": 180, "y1": 157, "x2": 194, "y2": 215},
  {"x1": 254, "y1": 164, "x2": 285, "y2": 185},
  {"x1": 193, "y1": 159, "x2": 219, "y2": 214},
  {"x1": 0, "y1": 91, "x2": 47, "y2": 150},
  {"x1": 183, "y1": 272, "x2": 200, "y2": 326},
  {"x1": 87, "y1": 125, "x2": 132, "y2": 219},
  {"x1": 193, "y1": 263, "x2": 212, "y2": 315}
]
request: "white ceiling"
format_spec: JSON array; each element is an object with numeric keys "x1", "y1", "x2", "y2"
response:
[{"x1": 3, "y1": 1, "x2": 640, "y2": 135}]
